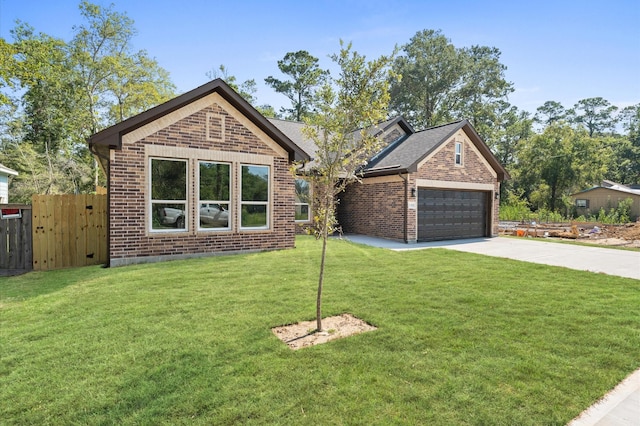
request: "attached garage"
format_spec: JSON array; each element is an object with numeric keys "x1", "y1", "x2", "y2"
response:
[{"x1": 418, "y1": 189, "x2": 489, "y2": 241}]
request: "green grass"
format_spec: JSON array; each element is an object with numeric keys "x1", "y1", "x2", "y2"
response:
[{"x1": 1, "y1": 236, "x2": 639, "y2": 425}]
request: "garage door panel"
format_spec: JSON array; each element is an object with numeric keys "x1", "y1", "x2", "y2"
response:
[{"x1": 418, "y1": 189, "x2": 488, "y2": 241}]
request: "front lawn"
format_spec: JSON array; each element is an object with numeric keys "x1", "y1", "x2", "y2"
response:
[{"x1": 1, "y1": 236, "x2": 639, "y2": 425}]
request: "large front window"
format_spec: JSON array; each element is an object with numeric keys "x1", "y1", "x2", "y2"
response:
[
  {"x1": 295, "y1": 178, "x2": 310, "y2": 222},
  {"x1": 241, "y1": 165, "x2": 269, "y2": 228},
  {"x1": 150, "y1": 158, "x2": 187, "y2": 231},
  {"x1": 199, "y1": 162, "x2": 231, "y2": 230}
]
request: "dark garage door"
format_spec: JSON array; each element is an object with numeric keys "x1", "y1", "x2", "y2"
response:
[{"x1": 418, "y1": 189, "x2": 488, "y2": 241}]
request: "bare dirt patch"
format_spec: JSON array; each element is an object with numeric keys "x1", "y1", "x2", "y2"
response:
[
  {"x1": 500, "y1": 221, "x2": 640, "y2": 248},
  {"x1": 272, "y1": 313, "x2": 377, "y2": 350}
]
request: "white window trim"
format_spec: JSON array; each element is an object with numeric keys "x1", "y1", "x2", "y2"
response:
[
  {"x1": 240, "y1": 164, "x2": 270, "y2": 230},
  {"x1": 197, "y1": 161, "x2": 232, "y2": 232},
  {"x1": 454, "y1": 141, "x2": 463, "y2": 166},
  {"x1": 149, "y1": 157, "x2": 188, "y2": 233}
]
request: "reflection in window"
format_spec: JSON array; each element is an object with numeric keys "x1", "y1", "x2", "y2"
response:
[
  {"x1": 150, "y1": 158, "x2": 187, "y2": 231},
  {"x1": 295, "y1": 178, "x2": 310, "y2": 222},
  {"x1": 241, "y1": 165, "x2": 269, "y2": 228},
  {"x1": 199, "y1": 162, "x2": 231, "y2": 229}
]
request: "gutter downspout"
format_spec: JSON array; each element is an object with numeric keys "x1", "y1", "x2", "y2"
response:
[
  {"x1": 399, "y1": 172, "x2": 408, "y2": 243},
  {"x1": 88, "y1": 143, "x2": 111, "y2": 267}
]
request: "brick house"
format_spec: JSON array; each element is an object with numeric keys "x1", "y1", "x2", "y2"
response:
[
  {"x1": 271, "y1": 116, "x2": 508, "y2": 243},
  {"x1": 90, "y1": 80, "x2": 507, "y2": 266},
  {"x1": 89, "y1": 79, "x2": 309, "y2": 267}
]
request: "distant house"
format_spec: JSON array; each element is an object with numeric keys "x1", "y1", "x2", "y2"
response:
[
  {"x1": 0, "y1": 164, "x2": 18, "y2": 204},
  {"x1": 572, "y1": 180, "x2": 640, "y2": 220}
]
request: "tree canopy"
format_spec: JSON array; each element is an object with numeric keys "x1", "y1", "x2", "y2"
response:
[
  {"x1": 0, "y1": 1, "x2": 175, "y2": 201},
  {"x1": 265, "y1": 50, "x2": 328, "y2": 121}
]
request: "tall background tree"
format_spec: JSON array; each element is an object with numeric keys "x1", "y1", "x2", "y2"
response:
[
  {"x1": 0, "y1": 1, "x2": 175, "y2": 202},
  {"x1": 388, "y1": 29, "x2": 513, "y2": 139},
  {"x1": 265, "y1": 50, "x2": 328, "y2": 121},
  {"x1": 302, "y1": 41, "x2": 396, "y2": 331}
]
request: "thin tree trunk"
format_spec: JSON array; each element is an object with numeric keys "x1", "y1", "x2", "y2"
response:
[{"x1": 316, "y1": 200, "x2": 330, "y2": 332}]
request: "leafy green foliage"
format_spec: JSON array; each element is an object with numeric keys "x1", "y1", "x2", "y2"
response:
[
  {"x1": 265, "y1": 50, "x2": 329, "y2": 121},
  {"x1": 389, "y1": 29, "x2": 513, "y2": 132},
  {"x1": 301, "y1": 40, "x2": 396, "y2": 330},
  {"x1": 0, "y1": 1, "x2": 175, "y2": 201}
]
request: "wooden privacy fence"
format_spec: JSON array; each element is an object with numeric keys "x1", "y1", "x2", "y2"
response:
[
  {"x1": 0, "y1": 204, "x2": 33, "y2": 271},
  {"x1": 31, "y1": 194, "x2": 107, "y2": 270}
]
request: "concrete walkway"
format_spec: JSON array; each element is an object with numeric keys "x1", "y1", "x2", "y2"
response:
[
  {"x1": 341, "y1": 235, "x2": 640, "y2": 280},
  {"x1": 341, "y1": 235, "x2": 640, "y2": 425},
  {"x1": 568, "y1": 368, "x2": 640, "y2": 426}
]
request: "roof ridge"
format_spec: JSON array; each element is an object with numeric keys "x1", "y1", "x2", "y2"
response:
[{"x1": 414, "y1": 119, "x2": 466, "y2": 133}]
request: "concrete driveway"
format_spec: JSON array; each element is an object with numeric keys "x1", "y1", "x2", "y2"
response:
[{"x1": 342, "y1": 235, "x2": 640, "y2": 280}]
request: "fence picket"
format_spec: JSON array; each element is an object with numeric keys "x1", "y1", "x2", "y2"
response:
[
  {"x1": 2, "y1": 195, "x2": 107, "y2": 271},
  {"x1": 0, "y1": 205, "x2": 32, "y2": 271}
]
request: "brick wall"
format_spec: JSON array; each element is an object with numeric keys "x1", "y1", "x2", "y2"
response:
[
  {"x1": 337, "y1": 178, "x2": 406, "y2": 241},
  {"x1": 337, "y1": 133, "x2": 502, "y2": 242},
  {"x1": 108, "y1": 102, "x2": 296, "y2": 266},
  {"x1": 415, "y1": 136, "x2": 501, "y2": 236}
]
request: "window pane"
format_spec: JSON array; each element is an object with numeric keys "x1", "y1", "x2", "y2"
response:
[
  {"x1": 199, "y1": 203, "x2": 229, "y2": 229},
  {"x1": 200, "y1": 162, "x2": 230, "y2": 201},
  {"x1": 295, "y1": 178, "x2": 310, "y2": 203},
  {"x1": 241, "y1": 204, "x2": 267, "y2": 227},
  {"x1": 151, "y1": 159, "x2": 186, "y2": 200},
  {"x1": 152, "y1": 203, "x2": 186, "y2": 230},
  {"x1": 242, "y1": 165, "x2": 269, "y2": 201},
  {"x1": 295, "y1": 204, "x2": 309, "y2": 221}
]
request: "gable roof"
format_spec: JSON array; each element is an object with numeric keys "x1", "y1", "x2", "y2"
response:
[
  {"x1": 88, "y1": 79, "x2": 310, "y2": 168},
  {"x1": 573, "y1": 180, "x2": 640, "y2": 197},
  {"x1": 0, "y1": 163, "x2": 18, "y2": 176},
  {"x1": 364, "y1": 119, "x2": 508, "y2": 181},
  {"x1": 270, "y1": 117, "x2": 509, "y2": 181}
]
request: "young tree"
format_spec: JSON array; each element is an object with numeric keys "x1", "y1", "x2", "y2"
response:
[
  {"x1": 265, "y1": 50, "x2": 328, "y2": 121},
  {"x1": 302, "y1": 41, "x2": 396, "y2": 331}
]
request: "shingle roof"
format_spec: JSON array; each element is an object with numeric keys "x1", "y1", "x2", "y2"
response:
[
  {"x1": 267, "y1": 119, "x2": 317, "y2": 160},
  {"x1": 268, "y1": 117, "x2": 509, "y2": 181},
  {"x1": 365, "y1": 120, "x2": 464, "y2": 173}
]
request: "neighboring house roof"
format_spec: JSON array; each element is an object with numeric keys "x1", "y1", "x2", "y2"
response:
[
  {"x1": 88, "y1": 79, "x2": 310, "y2": 168},
  {"x1": 0, "y1": 164, "x2": 18, "y2": 176},
  {"x1": 573, "y1": 181, "x2": 640, "y2": 197},
  {"x1": 270, "y1": 117, "x2": 509, "y2": 181}
]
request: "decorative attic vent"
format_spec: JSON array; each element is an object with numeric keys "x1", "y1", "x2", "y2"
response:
[{"x1": 206, "y1": 111, "x2": 225, "y2": 142}]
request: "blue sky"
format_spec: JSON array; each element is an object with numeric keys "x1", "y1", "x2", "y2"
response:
[{"x1": 1, "y1": 0, "x2": 639, "y2": 116}]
